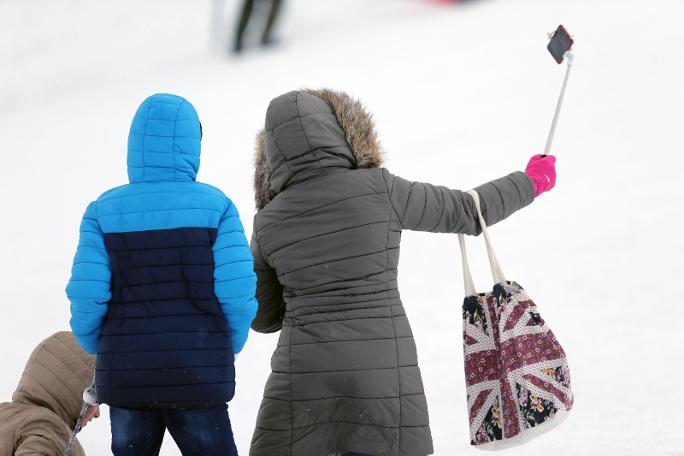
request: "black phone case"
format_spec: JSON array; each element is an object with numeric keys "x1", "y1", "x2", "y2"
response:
[{"x1": 547, "y1": 25, "x2": 574, "y2": 64}]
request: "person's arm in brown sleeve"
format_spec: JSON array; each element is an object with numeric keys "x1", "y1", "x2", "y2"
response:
[{"x1": 15, "y1": 414, "x2": 85, "y2": 456}]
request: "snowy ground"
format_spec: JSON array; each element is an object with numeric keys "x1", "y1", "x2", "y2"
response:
[{"x1": 1, "y1": 0, "x2": 683, "y2": 454}]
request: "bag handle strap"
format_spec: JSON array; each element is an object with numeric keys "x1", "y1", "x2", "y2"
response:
[
  {"x1": 458, "y1": 233, "x2": 478, "y2": 296},
  {"x1": 458, "y1": 190, "x2": 507, "y2": 295}
]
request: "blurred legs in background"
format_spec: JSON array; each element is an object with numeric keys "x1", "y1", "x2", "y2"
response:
[
  {"x1": 262, "y1": 0, "x2": 283, "y2": 45},
  {"x1": 234, "y1": 0, "x2": 283, "y2": 53}
]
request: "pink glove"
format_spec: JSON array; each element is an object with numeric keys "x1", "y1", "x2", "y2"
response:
[{"x1": 525, "y1": 154, "x2": 557, "y2": 197}]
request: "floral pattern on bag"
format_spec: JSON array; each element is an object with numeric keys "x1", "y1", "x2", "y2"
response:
[
  {"x1": 463, "y1": 295, "x2": 489, "y2": 336},
  {"x1": 542, "y1": 365, "x2": 571, "y2": 389},
  {"x1": 516, "y1": 383, "x2": 558, "y2": 428},
  {"x1": 473, "y1": 402, "x2": 503, "y2": 445},
  {"x1": 463, "y1": 282, "x2": 573, "y2": 446}
]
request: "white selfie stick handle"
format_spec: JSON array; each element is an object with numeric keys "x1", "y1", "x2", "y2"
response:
[{"x1": 543, "y1": 50, "x2": 574, "y2": 155}]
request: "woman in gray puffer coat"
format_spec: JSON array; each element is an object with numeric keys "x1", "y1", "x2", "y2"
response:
[{"x1": 249, "y1": 89, "x2": 548, "y2": 456}]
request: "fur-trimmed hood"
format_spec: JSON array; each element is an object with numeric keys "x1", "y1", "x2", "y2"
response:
[{"x1": 253, "y1": 89, "x2": 383, "y2": 210}]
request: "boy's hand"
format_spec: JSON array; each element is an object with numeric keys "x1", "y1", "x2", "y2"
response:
[{"x1": 79, "y1": 404, "x2": 100, "y2": 431}]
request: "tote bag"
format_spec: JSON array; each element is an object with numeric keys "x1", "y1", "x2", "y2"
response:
[{"x1": 457, "y1": 190, "x2": 573, "y2": 450}]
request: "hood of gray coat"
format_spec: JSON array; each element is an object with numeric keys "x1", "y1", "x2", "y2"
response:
[{"x1": 254, "y1": 89, "x2": 383, "y2": 210}]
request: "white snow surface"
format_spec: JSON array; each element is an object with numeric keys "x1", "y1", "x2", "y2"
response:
[{"x1": 1, "y1": 0, "x2": 683, "y2": 455}]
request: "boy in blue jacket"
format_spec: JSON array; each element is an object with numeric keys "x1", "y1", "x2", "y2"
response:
[{"x1": 66, "y1": 93, "x2": 257, "y2": 456}]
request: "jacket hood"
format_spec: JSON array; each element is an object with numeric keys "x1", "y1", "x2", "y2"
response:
[
  {"x1": 12, "y1": 332, "x2": 95, "y2": 427},
  {"x1": 128, "y1": 93, "x2": 202, "y2": 183},
  {"x1": 253, "y1": 89, "x2": 383, "y2": 210}
]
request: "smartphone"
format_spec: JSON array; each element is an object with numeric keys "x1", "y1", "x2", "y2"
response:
[{"x1": 547, "y1": 25, "x2": 574, "y2": 64}]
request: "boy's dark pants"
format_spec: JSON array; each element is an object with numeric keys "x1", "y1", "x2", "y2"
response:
[{"x1": 110, "y1": 404, "x2": 238, "y2": 456}]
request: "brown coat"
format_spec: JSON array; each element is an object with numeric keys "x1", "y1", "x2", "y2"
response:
[{"x1": 0, "y1": 332, "x2": 95, "y2": 456}]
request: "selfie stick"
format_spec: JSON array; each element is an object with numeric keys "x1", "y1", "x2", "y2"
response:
[
  {"x1": 543, "y1": 49, "x2": 574, "y2": 156},
  {"x1": 63, "y1": 403, "x2": 89, "y2": 456},
  {"x1": 63, "y1": 378, "x2": 98, "y2": 456}
]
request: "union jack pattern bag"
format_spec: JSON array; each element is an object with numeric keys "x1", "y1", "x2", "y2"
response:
[{"x1": 457, "y1": 190, "x2": 573, "y2": 450}]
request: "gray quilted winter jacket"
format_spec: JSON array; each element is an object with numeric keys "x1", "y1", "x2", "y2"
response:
[{"x1": 249, "y1": 89, "x2": 536, "y2": 456}]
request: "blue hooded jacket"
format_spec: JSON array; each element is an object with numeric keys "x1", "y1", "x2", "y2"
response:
[{"x1": 66, "y1": 93, "x2": 257, "y2": 408}]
